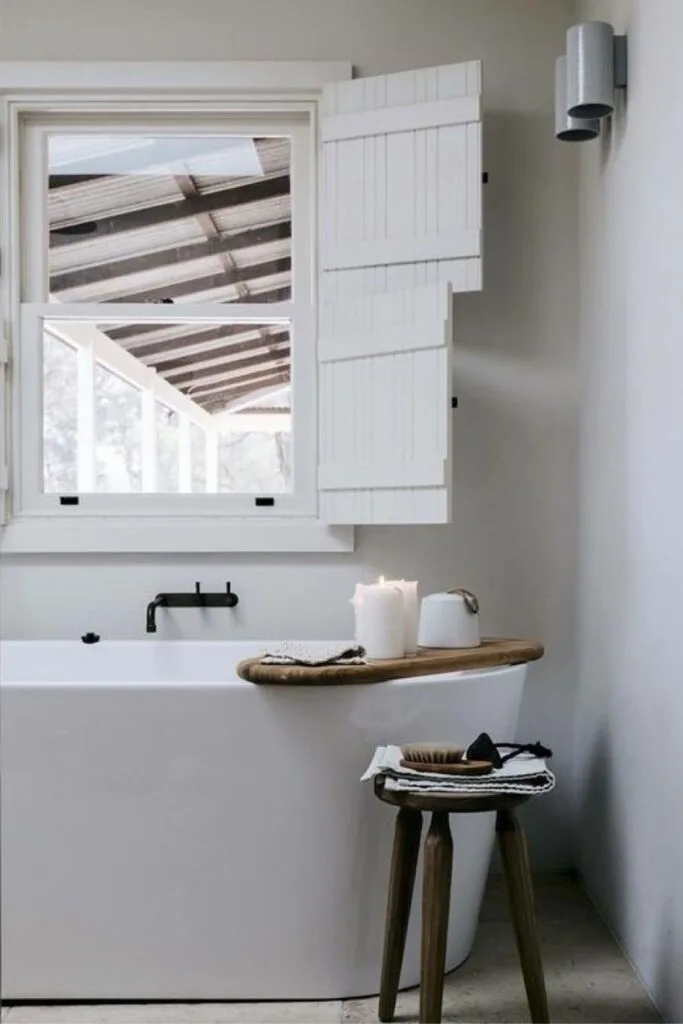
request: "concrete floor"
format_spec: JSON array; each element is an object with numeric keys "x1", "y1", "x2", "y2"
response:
[{"x1": 2, "y1": 875, "x2": 660, "y2": 1024}]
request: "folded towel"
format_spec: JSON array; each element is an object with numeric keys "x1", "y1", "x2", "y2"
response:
[
  {"x1": 361, "y1": 745, "x2": 555, "y2": 796},
  {"x1": 260, "y1": 642, "x2": 367, "y2": 666}
]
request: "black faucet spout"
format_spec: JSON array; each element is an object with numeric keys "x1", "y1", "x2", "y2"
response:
[{"x1": 146, "y1": 595, "x2": 167, "y2": 634}]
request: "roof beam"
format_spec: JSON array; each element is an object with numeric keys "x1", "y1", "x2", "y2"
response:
[
  {"x1": 124, "y1": 324, "x2": 286, "y2": 360},
  {"x1": 151, "y1": 330, "x2": 289, "y2": 372},
  {"x1": 171, "y1": 348, "x2": 290, "y2": 390},
  {"x1": 174, "y1": 169, "x2": 247, "y2": 297},
  {"x1": 50, "y1": 221, "x2": 291, "y2": 293},
  {"x1": 111, "y1": 257, "x2": 290, "y2": 304},
  {"x1": 104, "y1": 286, "x2": 290, "y2": 344},
  {"x1": 187, "y1": 364, "x2": 290, "y2": 400},
  {"x1": 162, "y1": 340, "x2": 289, "y2": 381},
  {"x1": 49, "y1": 172, "x2": 290, "y2": 245}
]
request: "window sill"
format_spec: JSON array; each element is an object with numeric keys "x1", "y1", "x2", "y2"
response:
[{"x1": 0, "y1": 516, "x2": 355, "y2": 554}]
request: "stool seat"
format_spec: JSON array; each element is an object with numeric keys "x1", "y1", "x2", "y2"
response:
[
  {"x1": 375, "y1": 776, "x2": 550, "y2": 1024},
  {"x1": 374, "y1": 776, "x2": 532, "y2": 814}
]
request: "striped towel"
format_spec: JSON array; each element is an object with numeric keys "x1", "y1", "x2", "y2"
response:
[
  {"x1": 361, "y1": 745, "x2": 555, "y2": 796},
  {"x1": 260, "y1": 642, "x2": 366, "y2": 666}
]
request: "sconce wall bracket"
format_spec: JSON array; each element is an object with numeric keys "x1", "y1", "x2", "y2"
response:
[{"x1": 614, "y1": 35, "x2": 628, "y2": 90}]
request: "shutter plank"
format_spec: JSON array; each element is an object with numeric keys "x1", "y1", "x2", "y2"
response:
[
  {"x1": 321, "y1": 95, "x2": 481, "y2": 142},
  {"x1": 323, "y1": 231, "x2": 481, "y2": 271}
]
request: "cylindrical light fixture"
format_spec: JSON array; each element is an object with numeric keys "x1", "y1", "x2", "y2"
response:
[
  {"x1": 555, "y1": 56, "x2": 600, "y2": 142},
  {"x1": 566, "y1": 21, "x2": 615, "y2": 119}
]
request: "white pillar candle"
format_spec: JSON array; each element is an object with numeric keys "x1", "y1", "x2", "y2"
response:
[
  {"x1": 351, "y1": 578, "x2": 405, "y2": 660},
  {"x1": 385, "y1": 579, "x2": 419, "y2": 655}
]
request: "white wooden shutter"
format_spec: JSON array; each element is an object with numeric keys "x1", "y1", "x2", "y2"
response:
[
  {"x1": 318, "y1": 61, "x2": 481, "y2": 525},
  {"x1": 320, "y1": 60, "x2": 482, "y2": 301},
  {"x1": 319, "y1": 282, "x2": 453, "y2": 525}
]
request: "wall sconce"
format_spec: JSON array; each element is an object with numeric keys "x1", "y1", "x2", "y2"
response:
[
  {"x1": 555, "y1": 57, "x2": 600, "y2": 142},
  {"x1": 555, "y1": 21, "x2": 627, "y2": 142}
]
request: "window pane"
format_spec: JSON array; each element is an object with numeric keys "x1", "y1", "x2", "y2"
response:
[
  {"x1": 42, "y1": 318, "x2": 291, "y2": 496},
  {"x1": 190, "y1": 423, "x2": 207, "y2": 493},
  {"x1": 47, "y1": 134, "x2": 291, "y2": 305},
  {"x1": 156, "y1": 402, "x2": 180, "y2": 493},
  {"x1": 95, "y1": 364, "x2": 142, "y2": 493},
  {"x1": 217, "y1": 427, "x2": 292, "y2": 494},
  {"x1": 43, "y1": 333, "x2": 78, "y2": 493}
]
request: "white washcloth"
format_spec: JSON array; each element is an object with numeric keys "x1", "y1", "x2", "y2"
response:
[
  {"x1": 260, "y1": 642, "x2": 367, "y2": 666},
  {"x1": 361, "y1": 745, "x2": 555, "y2": 796}
]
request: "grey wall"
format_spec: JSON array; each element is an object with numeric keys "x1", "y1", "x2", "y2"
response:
[
  {"x1": 0, "y1": 0, "x2": 579, "y2": 869},
  {"x1": 577, "y1": 0, "x2": 683, "y2": 1017}
]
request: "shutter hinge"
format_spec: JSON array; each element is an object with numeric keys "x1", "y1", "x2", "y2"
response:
[
  {"x1": 0, "y1": 335, "x2": 8, "y2": 365},
  {"x1": 0, "y1": 463, "x2": 9, "y2": 492}
]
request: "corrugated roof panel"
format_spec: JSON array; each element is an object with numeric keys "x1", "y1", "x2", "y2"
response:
[
  {"x1": 156, "y1": 272, "x2": 289, "y2": 305},
  {"x1": 56, "y1": 254, "x2": 226, "y2": 302},
  {"x1": 49, "y1": 175, "x2": 184, "y2": 227},
  {"x1": 231, "y1": 237, "x2": 291, "y2": 270},
  {"x1": 48, "y1": 219, "x2": 206, "y2": 273},
  {"x1": 244, "y1": 271, "x2": 292, "y2": 298},
  {"x1": 212, "y1": 195, "x2": 291, "y2": 233}
]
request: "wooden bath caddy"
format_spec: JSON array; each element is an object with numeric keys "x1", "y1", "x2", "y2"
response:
[{"x1": 237, "y1": 637, "x2": 543, "y2": 685}]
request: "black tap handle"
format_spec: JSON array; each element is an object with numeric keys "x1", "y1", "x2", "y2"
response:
[
  {"x1": 226, "y1": 582, "x2": 231, "y2": 593},
  {"x1": 195, "y1": 581, "x2": 201, "y2": 595}
]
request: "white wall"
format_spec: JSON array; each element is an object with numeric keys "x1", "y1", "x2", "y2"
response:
[
  {"x1": 0, "y1": 0, "x2": 579, "y2": 868},
  {"x1": 577, "y1": 0, "x2": 683, "y2": 1017}
]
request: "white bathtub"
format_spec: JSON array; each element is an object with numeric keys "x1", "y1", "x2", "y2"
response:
[{"x1": 0, "y1": 641, "x2": 527, "y2": 1001}]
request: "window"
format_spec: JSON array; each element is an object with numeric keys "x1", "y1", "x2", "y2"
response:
[
  {"x1": 17, "y1": 113, "x2": 312, "y2": 522},
  {"x1": 0, "y1": 60, "x2": 482, "y2": 551}
]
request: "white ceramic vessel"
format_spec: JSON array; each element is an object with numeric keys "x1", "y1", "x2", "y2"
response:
[
  {"x1": 418, "y1": 589, "x2": 481, "y2": 648},
  {"x1": 0, "y1": 640, "x2": 527, "y2": 1001}
]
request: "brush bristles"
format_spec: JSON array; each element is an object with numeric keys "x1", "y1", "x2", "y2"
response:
[{"x1": 401, "y1": 743, "x2": 465, "y2": 765}]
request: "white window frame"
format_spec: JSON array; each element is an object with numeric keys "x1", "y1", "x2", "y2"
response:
[{"x1": 0, "y1": 61, "x2": 354, "y2": 553}]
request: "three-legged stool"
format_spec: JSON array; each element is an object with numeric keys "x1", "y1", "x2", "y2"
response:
[{"x1": 375, "y1": 777, "x2": 549, "y2": 1024}]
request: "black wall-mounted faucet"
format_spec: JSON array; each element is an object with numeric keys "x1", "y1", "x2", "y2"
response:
[{"x1": 146, "y1": 582, "x2": 239, "y2": 633}]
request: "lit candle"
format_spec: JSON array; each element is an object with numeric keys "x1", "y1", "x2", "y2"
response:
[
  {"x1": 351, "y1": 577, "x2": 405, "y2": 660},
  {"x1": 385, "y1": 579, "x2": 419, "y2": 655}
]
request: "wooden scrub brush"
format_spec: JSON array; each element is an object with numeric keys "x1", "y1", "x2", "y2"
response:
[{"x1": 400, "y1": 741, "x2": 493, "y2": 776}]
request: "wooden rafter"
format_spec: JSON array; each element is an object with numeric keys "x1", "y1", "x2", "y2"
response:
[
  {"x1": 104, "y1": 286, "x2": 291, "y2": 345},
  {"x1": 49, "y1": 173, "x2": 290, "y2": 244},
  {"x1": 112, "y1": 257, "x2": 290, "y2": 304},
  {"x1": 170, "y1": 348, "x2": 290, "y2": 390},
  {"x1": 50, "y1": 221, "x2": 291, "y2": 293},
  {"x1": 174, "y1": 169, "x2": 249, "y2": 298},
  {"x1": 155, "y1": 332, "x2": 289, "y2": 374},
  {"x1": 185, "y1": 364, "x2": 290, "y2": 400},
  {"x1": 163, "y1": 342, "x2": 289, "y2": 383},
  {"x1": 134, "y1": 326, "x2": 289, "y2": 366}
]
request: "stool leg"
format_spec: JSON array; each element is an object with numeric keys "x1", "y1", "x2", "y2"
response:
[
  {"x1": 420, "y1": 812, "x2": 453, "y2": 1024},
  {"x1": 379, "y1": 807, "x2": 423, "y2": 1022},
  {"x1": 496, "y1": 808, "x2": 550, "y2": 1023}
]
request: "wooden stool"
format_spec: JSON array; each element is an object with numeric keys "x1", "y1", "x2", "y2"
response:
[{"x1": 375, "y1": 777, "x2": 550, "y2": 1024}]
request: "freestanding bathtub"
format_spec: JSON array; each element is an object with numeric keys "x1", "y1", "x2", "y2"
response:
[{"x1": 0, "y1": 641, "x2": 527, "y2": 1001}]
